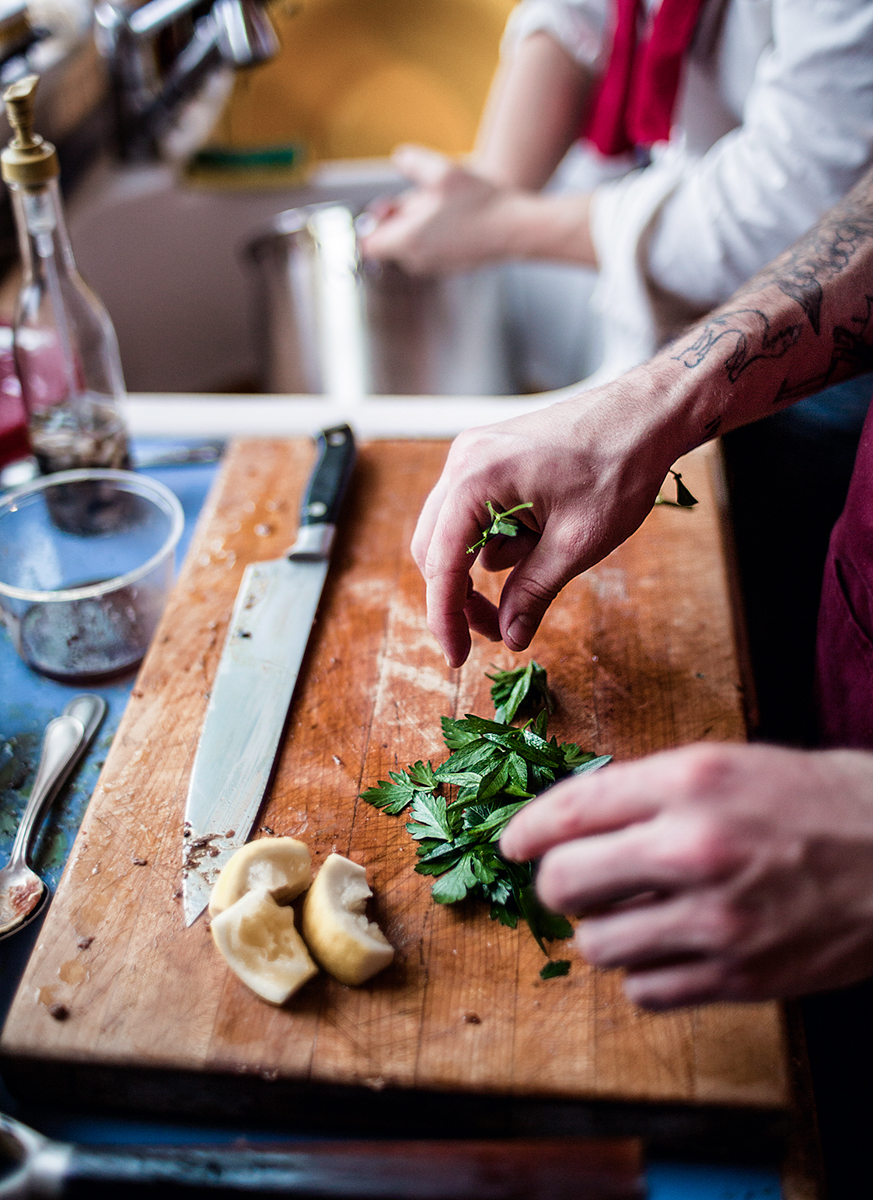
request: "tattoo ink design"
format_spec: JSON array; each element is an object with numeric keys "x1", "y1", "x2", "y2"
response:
[
  {"x1": 672, "y1": 308, "x2": 803, "y2": 382},
  {"x1": 767, "y1": 294, "x2": 873, "y2": 406},
  {"x1": 752, "y1": 217, "x2": 873, "y2": 335},
  {"x1": 774, "y1": 276, "x2": 823, "y2": 335},
  {"x1": 667, "y1": 178, "x2": 873, "y2": 424}
]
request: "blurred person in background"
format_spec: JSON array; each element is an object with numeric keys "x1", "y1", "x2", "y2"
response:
[{"x1": 363, "y1": 0, "x2": 873, "y2": 747}]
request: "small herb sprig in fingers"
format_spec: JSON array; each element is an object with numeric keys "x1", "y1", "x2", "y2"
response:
[
  {"x1": 467, "y1": 500, "x2": 534, "y2": 554},
  {"x1": 656, "y1": 469, "x2": 698, "y2": 509},
  {"x1": 360, "y1": 662, "x2": 611, "y2": 963}
]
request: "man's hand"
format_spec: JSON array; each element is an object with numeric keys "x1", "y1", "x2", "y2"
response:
[
  {"x1": 501, "y1": 743, "x2": 873, "y2": 1008},
  {"x1": 358, "y1": 146, "x2": 518, "y2": 275},
  {"x1": 359, "y1": 144, "x2": 597, "y2": 274},
  {"x1": 410, "y1": 379, "x2": 685, "y2": 667}
]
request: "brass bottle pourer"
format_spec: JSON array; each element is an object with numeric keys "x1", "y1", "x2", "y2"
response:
[{"x1": 1, "y1": 74, "x2": 58, "y2": 187}]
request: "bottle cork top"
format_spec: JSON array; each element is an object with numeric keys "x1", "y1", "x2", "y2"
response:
[{"x1": 2, "y1": 74, "x2": 58, "y2": 187}]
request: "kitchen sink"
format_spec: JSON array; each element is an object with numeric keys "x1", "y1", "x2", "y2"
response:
[
  {"x1": 66, "y1": 158, "x2": 404, "y2": 394},
  {"x1": 67, "y1": 157, "x2": 603, "y2": 398}
]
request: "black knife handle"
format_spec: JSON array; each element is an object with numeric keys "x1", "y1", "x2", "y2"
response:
[{"x1": 300, "y1": 425, "x2": 356, "y2": 527}]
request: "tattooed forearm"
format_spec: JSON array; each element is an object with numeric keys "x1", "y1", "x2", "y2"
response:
[
  {"x1": 672, "y1": 308, "x2": 804, "y2": 382},
  {"x1": 732, "y1": 202, "x2": 873, "y2": 336},
  {"x1": 674, "y1": 296, "x2": 873, "y2": 404},
  {"x1": 669, "y1": 167, "x2": 873, "y2": 410},
  {"x1": 635, "y1": 168, "x2": 873, "y2": 454}
]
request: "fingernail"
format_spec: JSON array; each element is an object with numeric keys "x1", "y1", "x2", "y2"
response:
[{"x1": 507, "y1": 613, "x2": 533, "y2": 649}]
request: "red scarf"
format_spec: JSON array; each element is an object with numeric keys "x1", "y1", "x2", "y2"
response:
[{"x1": 585, "y1": 0, "x2": 707, "y2": 156}]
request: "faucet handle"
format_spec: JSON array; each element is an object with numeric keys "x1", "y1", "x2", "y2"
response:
[{"x1": 213, "y1": 0, "x2": 280, "y2": 69}]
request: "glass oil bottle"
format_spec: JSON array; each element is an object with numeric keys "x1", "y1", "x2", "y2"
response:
[{"x1": 1, "y1": 74, "x2": 130, "y2": 473}]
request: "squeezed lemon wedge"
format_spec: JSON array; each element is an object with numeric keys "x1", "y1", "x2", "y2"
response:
[
  {"x1": 210, "y1": 887, "x2": 318, "y2": 1004},
  {"x1": 301, "y1": 853, "x2": 394, "y2": 986},
  {"x1": 208, "y1": 837, "x2": 311, "y2": 918}
]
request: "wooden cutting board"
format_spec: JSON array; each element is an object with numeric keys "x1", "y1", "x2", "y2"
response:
[{"x1": 1, "y1": 438, "x2": 791, "y2": 1134}]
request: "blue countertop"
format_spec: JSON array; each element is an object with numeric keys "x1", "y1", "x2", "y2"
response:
[{"x1": 0, "y1": 442, "x2": 785, "y2": 1198}]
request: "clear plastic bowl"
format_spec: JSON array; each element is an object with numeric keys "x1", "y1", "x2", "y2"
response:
[{"x1": 0, "y1": 469, "x2": 183, "y2": 681}]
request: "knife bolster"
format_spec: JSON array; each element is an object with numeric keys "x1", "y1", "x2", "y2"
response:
[{"x1": 287, "y1": 522, "x2": 335, "y2": 562}]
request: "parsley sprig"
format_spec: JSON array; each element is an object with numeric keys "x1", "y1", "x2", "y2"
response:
[
  {"x1": 656, "y1": 469, "x2": 698, "y2": 509},
  {"x1": 360, "y1": 663, "x2": 611, "y2": 956},
  {"x1": 467, "y1": 500, "x2": 535, "y2": 554},
  {"x1": 487, "y1": 660, "x2": 553, "y2": 723}
]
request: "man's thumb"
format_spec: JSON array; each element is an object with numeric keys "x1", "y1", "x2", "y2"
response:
[{"x1": 500, "y1": 568, "x2": 564, "y2": 652}]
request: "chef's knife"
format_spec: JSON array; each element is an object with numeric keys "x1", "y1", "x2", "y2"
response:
[{"x1": 182, "y1": 424, "x2": 356, "y2": 926}]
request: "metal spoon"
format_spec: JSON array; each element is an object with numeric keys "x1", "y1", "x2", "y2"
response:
[{"x1": 0, "y1": 694, "x2": 106, "y2": 938}]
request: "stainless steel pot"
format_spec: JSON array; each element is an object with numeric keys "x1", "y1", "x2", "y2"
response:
[{"x1": 243, "y1": 203, "x2": 516, "y2": 397}]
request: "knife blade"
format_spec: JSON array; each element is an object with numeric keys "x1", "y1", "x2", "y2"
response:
[{"x1": 182, "y1": 424, "x2": 356, "y2": 926}]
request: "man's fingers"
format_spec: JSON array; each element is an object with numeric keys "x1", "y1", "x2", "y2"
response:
[
  {"x1": 576, "y1": 890, "x2": 744, "y2": 970},
  {"x1": 495, "y1": 524, "x2": 591, "y2": 652},
  {"x1": 500, "y1": 761, "x2": 662, "y2": 862},
  {"x1": 425, "y1": 567, "x2": 474, "y2": 667},
  {"x1": 622, "y1": 958, "x2": 737, "y2": 1010},
  {"x1": 410, "y1": 479, "x2": 476, "y2": 665},
  {"x1": 392, "y1": 144, "x2": 453, "y2": 188},
  {"x1": 532, "y1": 819, "x2": 720, "y2": 916},
  {"x1": 411, "y1": 477, "x2": 451, "y2": 573},
  {"x1": 464, "y1": 588, "x2": 501, "y2": 642},
  {"x1": 477, "y1": 526, "x2": 540, "y2": 573},
  {"x1": 416, "y1": 476, "x2": 524, "y2": 666}
]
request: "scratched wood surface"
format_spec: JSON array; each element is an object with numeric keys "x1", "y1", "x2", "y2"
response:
[{"x1": 1, "y1": 438, "x2": 789, "y2": 1115}]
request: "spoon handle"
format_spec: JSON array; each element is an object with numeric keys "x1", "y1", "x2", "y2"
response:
[{"x1": 9, "y1": 715, "x2": 86, "y2": 869}]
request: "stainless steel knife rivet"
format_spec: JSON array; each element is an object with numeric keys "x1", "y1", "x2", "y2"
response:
[{"x1": 306, "y1": 500, "x2": 328, "y2": 518}]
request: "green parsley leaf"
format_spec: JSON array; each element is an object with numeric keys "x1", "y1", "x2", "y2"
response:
[
  {"x1": 463, "y1": 799, "x2": 530, "y2": 839},
  {"x1": 431, "y1": 853, "x2": 478, "y2": 903},
  {"x1": 440, "y1": 715, "x2": 481, "y2": 749},
  {"x1": 540, "y1": 960, "x2": 571, "y2": 980},
  {"x1": 360, "y1": 664, "x2": 609, "y2": 954},
  {"x1": 467, "y1": 500, "x2": 535, "y2": 554},
  {"x1": 405, "y1": 792, "x2": 458, "y2": 842},
  {"x1": 517, "y1": 884, "x2": 574, "y2": 954},
  {"x1": 487, "y1": 660, "x2": 553, "y2": 723},
  {"x1": 569, "y1": 752, "x2": 613, "y2": 775},
  {"x1": 359, "y1": 767, "x2": 432, "y2": 815},
  {"x1": 407, "y1": 760, "x2": 438, "y2": 788}
]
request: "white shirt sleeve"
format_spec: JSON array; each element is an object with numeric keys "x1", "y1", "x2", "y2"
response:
[
  {"x1": 589, "y1": 0, "x2": 873, "y2": 378},
  {"x1": 501, "y1": 0, "x2": 609, "y2": 72}
]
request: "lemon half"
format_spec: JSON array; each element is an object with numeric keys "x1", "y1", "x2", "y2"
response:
[
  {"x1": 211, "y1": 887, "x2": 318, "y2": 1004},
  {"x1": 301, "y1": 853, "x2": 394, "y2": 986},
  {"x1": 208, "y1": 837, "x2": 311, "y2": 918}
]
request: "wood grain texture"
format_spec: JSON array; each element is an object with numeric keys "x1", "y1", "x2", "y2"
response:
[{"x1": 1, "y1": 438, "x2": 789, "y2": 1116}]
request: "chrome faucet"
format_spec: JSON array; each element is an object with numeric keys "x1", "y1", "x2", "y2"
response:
[{"x1": 94, "y1": 0, "x2": 279, "y2": 161}]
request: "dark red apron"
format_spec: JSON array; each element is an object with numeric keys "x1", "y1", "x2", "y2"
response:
[{"x1": 816, "y1": 398, "x2": 873, "y2": 748}]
